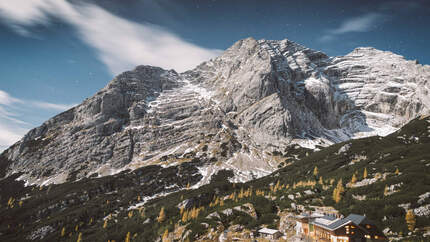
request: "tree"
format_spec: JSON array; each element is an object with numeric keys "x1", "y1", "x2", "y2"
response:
[
  {"x1": 157, "y1": 207, "x2": 166, "y2": 223},
  {"x1": 76, "y1": 232, "x2": 82, "y2": 242},
  {"x1": 313, "y1": 166, "x2": 319, "y2": 176},
  {"x1": 182, "y1": 210, "x2": 188, "y2": 223},
  {"x1": 384, "y1": 185, "x2": 389, "y2": 196},
  {"x1": 318, "y1": 177, "x2": 323, "y2": 185},
  {"x1": 162, "y1": 229, "x2": 169, "y2": 242},
  {"x1": 363, "y1": 167, "x2": 368, "y2": 179},
  {"x1": 351, "y1": 174, "x2": 357, "y2": 184},
  {"x1": 405, "y1": 210, "x2": 416, "y2": 232},
  {"x1": 332, "y1": 179, "x2": 344, "y2": 203},
  {"x1": 103, "y1": 219, "x2": 108, "y2": 229},
  {"x1": 61, "y1": 227, "x2": 66, "y2": 237},
  {"x1": 332, "y1": 187, "x2": 340, "y2": 203},
  {"x1": 336, "y1": 179, "x2": 344, "y2": 193},
  {"x1": 125, "y1": 232, "x2": 131, "y2": 242},
  {"x1": 395, "y1": 168, "x2": 400, "y2": 175}
]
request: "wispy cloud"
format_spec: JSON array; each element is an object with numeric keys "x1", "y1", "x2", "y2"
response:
[
  {"x1": 0, "y1": 89, "x2": 75, "y2": 152},
  {"x1": 30, "y1": 101, "x2": 76, "y2": 111},
  {"x1": 319, "y1": 13, "x2": 386, "y2": 42},
  {"x1": 0, "y1": 0, "x2": 222, "y2": 75}
]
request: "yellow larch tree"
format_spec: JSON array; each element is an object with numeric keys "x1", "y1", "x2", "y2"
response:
[
  {"x1": 182, "y1": 210, "x2": 188, "y2": 223},
  {"x1": 103, "y1": 219, "x2": 108, "y2": 229},
  {"x1": 395, "y1": 168, "x2": 400, "y2": 175},
  {"x1": 332, "y1": 179, "x2": 344, "y2": 203},
  {"x1": 384, "y1": 185, "x2": 389, "y2": 196},
  {"x1": 162, "y1": 229, "x2": 169, "y2": 242},
  {"x1": 351, "y1": 174, "x2": 357, "y2": 184},
  {"x1": 405, "y1": 209, "x2": 416, "y2": 231},
  {"x1": 157, "y1": 207, "x2": 166, "y2": 223},
  {"x1": 125, "y1": 232, "x2": 131, "y2": 242},
  {"x1": 76, "y1": 232, "x2": 82, "y2": 242},
  {"x1": 405, "y1": 210, "x2": 416, "y2": 232}
]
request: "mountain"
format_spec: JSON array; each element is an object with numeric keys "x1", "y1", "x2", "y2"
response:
[
  {"x1": 0, "y1": 114, "x2": 429, "y2": 241},
  {"x1": 1, "y1": 37, "x2": 430, "y2": 189}
]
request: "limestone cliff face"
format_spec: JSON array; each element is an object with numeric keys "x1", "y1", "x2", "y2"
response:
[{"x1": 2, "y1": 37, "x2": 429, "y2": 186}]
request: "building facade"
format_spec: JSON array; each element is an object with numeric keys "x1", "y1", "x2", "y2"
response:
[{"x1": 295, "y1": 213, "x2": 387, "y2": 241}]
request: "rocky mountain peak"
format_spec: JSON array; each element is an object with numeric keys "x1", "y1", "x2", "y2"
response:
[{"x1": 1, "y1": 37, "x2": 430, "y2": 187}]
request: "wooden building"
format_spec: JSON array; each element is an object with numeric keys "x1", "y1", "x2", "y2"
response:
[{"x1": 296, "y1": 213, "x2": 387, "y2": 241}]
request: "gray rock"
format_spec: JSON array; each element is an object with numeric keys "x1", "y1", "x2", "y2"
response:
[{"x1": 2, "y1": 37, "x2": 430, "y2": 188}]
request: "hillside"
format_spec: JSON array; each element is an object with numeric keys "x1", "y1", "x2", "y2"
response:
[{"x1": 1, "y1": 115, "x2": 429, "y2": 241}]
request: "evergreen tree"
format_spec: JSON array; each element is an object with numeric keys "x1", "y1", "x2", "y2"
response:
[
  {"x1": 363, "y1": 167, "x2": 368, "y2": 179},
  {"x1": 61, "y1": 227, "x2": 66, "y2": 237}
]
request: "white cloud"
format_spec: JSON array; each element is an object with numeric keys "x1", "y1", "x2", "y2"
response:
[
  {"x1": 0, "y1": 89, "x2": 74, "y2": 152},
  {"x1": 331, "y1": 13, "x2": 384, "y2": 34},
  {"x1": 31, "y1": 101, "x2": 76, "y2": 111},
  {"x1": 0, "y1": 90, "x2": 22, "y2": 105},
  {"x1": 320, "y1": 13, "x2": 385, "y2": 42},
  {"x1": 0, "y1": 0, "x2": 222, "y2": 75}
]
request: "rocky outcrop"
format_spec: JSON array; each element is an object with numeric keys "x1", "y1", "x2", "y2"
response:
[{"x1": 1, "y1": 37, "x2": 430, "y2": 186}]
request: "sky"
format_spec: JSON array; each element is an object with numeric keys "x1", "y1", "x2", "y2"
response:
[{"x1": 0, "y1": 0, "x2": 429, "y2": 151}]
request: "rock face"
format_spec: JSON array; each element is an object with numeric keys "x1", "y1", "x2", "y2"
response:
[{"x1": 1, "y1": 37, "x2": 430, "y2": 186}]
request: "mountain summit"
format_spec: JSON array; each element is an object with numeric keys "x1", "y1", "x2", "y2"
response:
[{"x1": 1, "y1": 37, "x2": 430, "y2": 186}]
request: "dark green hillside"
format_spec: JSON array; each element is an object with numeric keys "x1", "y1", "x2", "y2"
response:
[{"x1": 0, "y1": 116, "x2": 429, "y2": 241}]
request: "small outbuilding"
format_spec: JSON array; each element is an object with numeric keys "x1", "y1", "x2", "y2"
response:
[{"x1": 258, "y1": 228, "x2": 283, "y2": 240}]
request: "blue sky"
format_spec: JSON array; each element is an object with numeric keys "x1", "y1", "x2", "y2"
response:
[{"x1": 0, "y1": 0, "x2": 429, "y2": 151}]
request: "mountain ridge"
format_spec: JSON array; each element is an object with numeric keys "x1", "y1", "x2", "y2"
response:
[{"x1": 1, "y1": 37, "x2": 430, "y2": 187}]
